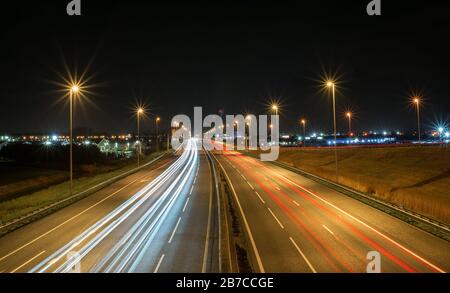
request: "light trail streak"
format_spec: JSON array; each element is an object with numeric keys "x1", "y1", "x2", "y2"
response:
[{"x1": 29, "y1": 139, "x2": 198, "y2": 273}]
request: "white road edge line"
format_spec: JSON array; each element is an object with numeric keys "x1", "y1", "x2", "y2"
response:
[
  {"x1": 153, "y1": 254, "x2": 165, "y2": 273},
  {"x1": 255, "y1": 191, "x2": 265, "y2": 204},
  {"x1": 182, "y1": 197, "x2": 190, "y2": 213},
  {"x1": 267, "y1": 208, "x2": 284, "y2": 229},
  {"x1": 202, "y1": 155, "x2": 214, "y2": 273},
  {"x1": 289, "y1": 237, "x2": 317, "y2": 273},
  {"x1": 10, "y1": 250, "x2": 46, "y2": 273},
  {"x1": 293, "y1": 200, "x2": 300, "y2": 207},
  {"x1": 168, "y1": 218, "x2": 182, "y2": 244},
  {"x1": 322, "y1": 224, "x2": 335, "y2": 235},
  {"x1": 216, "y1": 157, "x2": 265, "y2": 273}
]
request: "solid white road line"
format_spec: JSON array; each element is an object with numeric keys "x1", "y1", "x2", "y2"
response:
[
  {"x1": 202, "y1": 157, "x2": 213, "y2": 273},
  {"x1": 293, "y1": 200, "x2": 300, "y2": 207},
  {"x1": 182, "y1": 197, "x2": 190, "y2": 213},
  {"x1": 10, "y1": 250, "x2": 46, "y2": 273},
  {"x1": 289, "y1": 237, "x2": 317, "y2": 273},
  {"x1": 267, "y1": 208, "x2": 284, "y2": 229},
  {"x1": 168, "y1": 218, "x2": 182, "y2": 244},
  {"x1": 247, "y1": 182, "x2": 254, "y2": 190},
  {"x1": 154, "y1": 254, "x2": 165, "y2": 273},
  {"x1": 241, "y1": 174, "x2": 247, "y2": 180},
  {"x1": 217, "y1": 158, "x2": 265, "y2": 273},
  {"x1": 255, "y1": 191, "x2": 265, "y2": 204},
  {"x1": 322, "y1": 224, "x2": 335, "y2": 235}
]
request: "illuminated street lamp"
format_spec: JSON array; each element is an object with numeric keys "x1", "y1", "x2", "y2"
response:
[
  {"x1": 346, "y1": 111, "x2": 352, "y2": 134},
  {"x1": 68, "y1": 84, "x2": 80, "y2": 195},
  {"x1": 136, "y1": 107, "x2": 144, "y2": 167},
  {"x1": 156, "y1": 116, "x2": 161, "y2": 151},
  {"x1": 412, "y1": 97, "x2": 421, "y2": 143},
  {"x1": 326, "y1": 80, "x2": 339, "y2": 182},
  {"x1": 300, "y1": 119, "x2": 306, "y2": 143},
  {"x1": 271, "y1": 104, "x2": 278, "y2": 116}
]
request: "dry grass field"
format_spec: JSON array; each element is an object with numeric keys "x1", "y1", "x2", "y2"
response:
[{"x1": 269, "y1": 146, "x2": 450, "y2": 224}]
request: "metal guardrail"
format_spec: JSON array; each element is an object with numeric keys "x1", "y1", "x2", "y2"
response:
[
  {"x1": 268, "y1": 159, "x2": 450, "y2": 237},
  {"x1": 0, "y1": 152, "x2": 168, "y2": 235}
]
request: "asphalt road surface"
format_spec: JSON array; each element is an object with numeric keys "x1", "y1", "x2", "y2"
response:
[
  {"x1": 0, "y1": 139, "x2": 218, "y2": 273},
  {"x1": 213, "y1": 149, "x2": 450, "y2": 273}
]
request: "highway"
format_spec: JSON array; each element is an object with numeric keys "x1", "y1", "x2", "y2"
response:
[
  {"x1": 213, "y1": 148, "x2": 450, "y2": 273},
  {"x1": 0, "y1": 139, "x2": 219, "y2": 273}
]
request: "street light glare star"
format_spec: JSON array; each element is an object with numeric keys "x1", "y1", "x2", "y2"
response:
[{"x1": 71, "y1": 85, "x2": 80, "y2": 93}]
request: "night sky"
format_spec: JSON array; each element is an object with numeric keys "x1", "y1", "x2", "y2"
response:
[{"x1": 1, "y1": 0, "x2": 449, "y2": 135}]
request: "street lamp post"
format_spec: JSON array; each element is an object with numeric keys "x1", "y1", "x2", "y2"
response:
[
  {"x1": 156, "y1": 116, "x2": 160, "y2": 151},
  {"x1": 327, "y1": 81, "x2": 339, "y2": 182},
  {"x1": 346, "y1": 111, "x2": 352, "y2": 134},
  {"x1": 69, "y1": 85, "x2": 79, "y2": 196},
  {"x1": 413, "y1": 97, "x2": 421, "y2": 143},
  {"x1": 137, "y1": 107, "x2": 144, "y2": 167},
  {"x1": 301, "y1": 119, "x2": 306, "y2": 146}
]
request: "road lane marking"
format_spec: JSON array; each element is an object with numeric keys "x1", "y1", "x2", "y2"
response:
[
  {"x1": 202, "y1": 156, "x2": 214, "y2": 273},
  {"x1": 247, "y1": 182, "x2": 254, "y2": 190},
  {"x1": 182, "y1": 197, "x2": 190, "y2": 212},
  {"x1": 154, "y1": 254, "x2": 165, "y2": 273},
  {"x1": 216, "y1": 157, "x2": 265, "y2": 273},
  {"x1": 289, "y1": 237, "x2": 317, "y2": 273},
  {"x1": 255, "y1": 191, "x2": 265, "y2": 204},
  {"x1": 10, "y1": 250, "x2": 46, "y2": 273},
  {"x1": 0, "y1": 169, "x2": 161, "y2": 263},
  {"x1": 275, "y1": 172, "x2": 446, "y2": 273},
  {"x1": 322, "y1": 224, "x2": 335, "y2": 236},
  {"x1": 189, "y1": 185, "x2": 194, "y2": 195},
  {"x1": 275, "y1": 186, "x2": 281, "y2": 191},
  {"x1": 293, "y1": 200, "x2": 300, "y2": 207},
  {"x1": 267, "y1": 208, "x2": 284, "y2": 229},
  {"x1": 168, "y1": 218, "x2": 182, "y2": 244},
  {"x1": 241, "y1": 174, "x2": 247, "y2": 180},
  {"x1": 193, "y1": 177, "x2": 197, "y2": 184}
]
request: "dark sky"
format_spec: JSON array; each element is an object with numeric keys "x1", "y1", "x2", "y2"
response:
[{"x1": 1, "y1": 0, "x2": 450, "y2": 135}]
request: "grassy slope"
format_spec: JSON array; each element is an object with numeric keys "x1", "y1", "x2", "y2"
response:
[
  {"x1": 275, "y1": 146, "x2": 450, "y2": 224},
  {"x1": 0, "y1": 152, "x2": 165, "y2": 224}
]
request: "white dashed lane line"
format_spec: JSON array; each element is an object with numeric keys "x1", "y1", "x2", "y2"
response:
[
  {"x1": 267, "y1": 208, "x2": 284, "y2": 229},
  {"x1": 182, "y1": 197, "x2": 190, "y2": 213},
  {"x1": 154, "y1": 254, "x2": 165, "y2": 273},
  {"x1": 322, "y1": 224, "x2": 335, "y2": 236}
]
